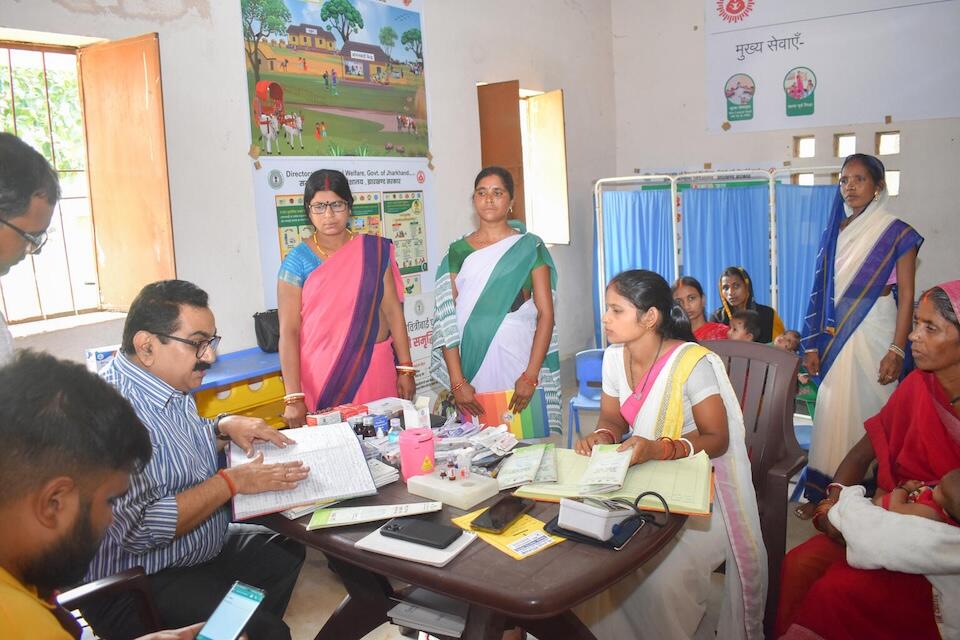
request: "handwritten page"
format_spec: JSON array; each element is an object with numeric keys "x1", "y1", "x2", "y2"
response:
[
  {"x1": 578, "y1": 444, "x2": 632, "y2": 494},
  {"x1": 514, "y1": 449, "x2": 713, "y2": 515},
  {"x1": 532, "y1": 444, "x2": 558, "y2": 483},
  {"x1": 496, "y1": 445, "x2": 547, "y2": 490},
  {"x1": 228, "y1": 423, "x2": 377, "y2": 520}
]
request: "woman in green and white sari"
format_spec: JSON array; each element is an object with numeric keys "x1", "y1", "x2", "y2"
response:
[{"x1": 431, "y1": 166, "x2": 562, "y2": 434}]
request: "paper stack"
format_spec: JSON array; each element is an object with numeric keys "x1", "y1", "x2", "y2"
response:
[
  {"x1": 495, "y1": 443, "x2": 558, "y2": 489},
  {"x1": 388, "y1": 588, "x2": 469, "y2": 638}
]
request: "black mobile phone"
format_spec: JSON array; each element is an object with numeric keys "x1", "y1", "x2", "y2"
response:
[
  {"x1": 470, "y1": 496, "x2": 535, "y2": 534},
  {"x1": 196, "y1": 581, "x2": 265, "y2": 640},
  {"x1": 380, "y1": 518, "x2": 462, "y2": 549}
]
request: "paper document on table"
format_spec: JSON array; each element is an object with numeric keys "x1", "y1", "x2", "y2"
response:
[
  {"x1": 307, "y1": 501, "x2": 442, "y2": 530},
  {"x1": 228, "y1": 423, "x2": 376, "y2": 520},
  {"x1": 514, "y1": 449, "x2": 713, "y2": 515},
  {"x1": 578, "y1": 444, "x2": 632, "y2": 494},
  {"x1": 496, "y1": 444, "x2": 547, "y2": 489},
  {"x1": 532, "y1": 444, "x2": 558, "y2": 483},
  {"x1": 452, "y1": 508, "x2": 564, "y2": 560}
]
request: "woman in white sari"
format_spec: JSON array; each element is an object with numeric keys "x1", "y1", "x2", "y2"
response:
[
  {"x1": 573, "y1": 269, "x2": 766, "y2": 640},
  {"x1": 797, "y1": 154, "x2": 922, "y2": 519},
  {"x1": 431, "y1": 166, "x2": 561, "y2": 433}
]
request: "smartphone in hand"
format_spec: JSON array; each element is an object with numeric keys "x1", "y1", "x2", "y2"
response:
[
  {"x1": 470, "y1": 496, "x2": 535, "y2": 534},
  {"x1": 380, "y1": 518, "x2": 463, "y2": 549},
  {"x1": 197, "y1": 581, "x2": 265, "y2": 640}
]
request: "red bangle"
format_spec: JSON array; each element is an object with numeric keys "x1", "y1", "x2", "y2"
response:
[
  {"x1": 218, "y1": 470, "x2": 237, "y2": 497},
  {"x1": 451, "y1": 379, "x2": 467, "y2": 392},
  {"x1": 398, "y1": 361, "x2": 413, "y2": 366}
]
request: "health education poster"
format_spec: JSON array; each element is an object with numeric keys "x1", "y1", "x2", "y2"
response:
[
  {"x1": 242, "y1": 0, "x2": 428, "y2": 157},
  {"x1": 243, "y1": 0, "x2": 440, "y2": 389},
  {"x1": 705, "y1": 0, "x2": 960, "y2": 133}
]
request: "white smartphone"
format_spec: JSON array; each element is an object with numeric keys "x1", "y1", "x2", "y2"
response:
[{"x1": 196, "y1": 581, "x2": 265, "y2": 640}]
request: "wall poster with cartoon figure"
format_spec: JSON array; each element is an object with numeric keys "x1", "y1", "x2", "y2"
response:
[{"x1": 242, "y1": 0, "x2": 428, "y2": 157}]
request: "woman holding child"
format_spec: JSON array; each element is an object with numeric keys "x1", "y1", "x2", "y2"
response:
[
  {"x1": 710, "y1": 266, "x2": 785, "y2": 343},
  {"x1": 796, "y1": 154, "x2": 922, "y2": 518},
  {"x1": 777, "y1": 282, "x2": 960, "y2": 639},
  {"x1": 573, "y1": 269, "x2": 766, "y2": 639},
  {"x1": 277, "y1": 169, "x2": 415, "y2": 427},
  {"x1": 431, "y1": 166, "x2": 561, "y2": 433}
]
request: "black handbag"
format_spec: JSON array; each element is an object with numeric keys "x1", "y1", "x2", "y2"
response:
[{"x1": 253, "y1": 309, "x2": 280, "y2": 352}]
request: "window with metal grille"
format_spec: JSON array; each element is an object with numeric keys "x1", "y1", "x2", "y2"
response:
[{"x1": 0, "y1": 43, "x2": 100, "y2": 323}]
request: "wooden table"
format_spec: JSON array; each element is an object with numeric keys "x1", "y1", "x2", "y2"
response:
[{"x1": 260, "y1": 482, "x2": 685, "y2": 640}]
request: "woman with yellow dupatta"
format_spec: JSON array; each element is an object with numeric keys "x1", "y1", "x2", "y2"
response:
[
  {"x1": 278, "y1": 169, "x2": 415, "y2": 427},
  {"x1": 573, "y1": 269, "x2": 766, "y2": 640}
]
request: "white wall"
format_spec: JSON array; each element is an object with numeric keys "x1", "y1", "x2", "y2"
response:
[
  {"x1": 610, "y1": 0, "x2": 960, "y2": 294},
  {"x1": 421, "y1": 0, "x2": 616, "y2": 358},
  {"x1": 8, "y1": 0, "x2": 614, "y2": 363}
]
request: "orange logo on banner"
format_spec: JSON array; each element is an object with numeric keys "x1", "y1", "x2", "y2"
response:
[{"x1": 716, "y1": 0, "x2": 754, "y2": 23}]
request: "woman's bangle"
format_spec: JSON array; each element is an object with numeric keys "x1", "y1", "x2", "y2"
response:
[
  {"x1": 397, "y1": 361, "x2": 414, "y2": 367},
  {"x1": 397, "y1": 369, "x2": 416, "y2": 377},
  {"x1": 396, "y1": 365, "x2": 417, "y2": 373},
  {"x1": 451, "y1": 379, "x2": 467, "y2": 393},
  {"x1": 593, "y1": 427, "x2": 617, "y2": 444},
  {"x1": 217, "y1": 469, "x2": 237, "y2": 498},
  {"x1": 888, "y1": 343, "x2": 906, "y2": 358},
  {"x1": 284, "y1": 396, "x2": 306, "y2": 406},
  {"x1": 679, "y1": 437, "x2": 695, "y2": 458},
  {"x1": 283, "y1": 392, "x2": 305, "y2": 401},
  {"x1": 520, "y1": 371, "x2": 539, "y2": 388}
]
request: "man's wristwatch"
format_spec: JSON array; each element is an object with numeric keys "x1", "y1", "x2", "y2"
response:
[{"x1": 213, "y1": 413, "x2": 232, "y2": 441}]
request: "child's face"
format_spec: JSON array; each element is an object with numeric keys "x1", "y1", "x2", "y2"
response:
[
  {"x1": 774, "y1": 333, "x2": 800, "y2": 352},
  {"x1": 727, "y1": 320, "x2": 753, "y2": 342},
  {"x1": 935, "y1": 469, "x2": 960, "y2": 522}
]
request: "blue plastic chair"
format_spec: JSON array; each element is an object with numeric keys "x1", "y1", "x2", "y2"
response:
[{"x1": 567, "y1": 349, "x2": 604, "y2": 447}]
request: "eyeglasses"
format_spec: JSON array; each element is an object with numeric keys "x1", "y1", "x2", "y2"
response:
[
  {"x1": 308, "y1": 201, "x2": 349, "y2": 215},
  {"x1": 154, "y1": 333, "x2": 222, "y2": 359},
  {"x1": 474, "y1": 188, "x2": 508, "y2": 200},
  {"x1": 0, "y1": 218, "x2": 48, "y2": 255}
]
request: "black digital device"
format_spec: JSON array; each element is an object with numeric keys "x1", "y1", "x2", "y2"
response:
[
  {"x1": 470, "y1": 496, "x2": 535, "y2": 534},
  {"x1": 380, "y1": 518, "x2": 462, "y2": 549}
]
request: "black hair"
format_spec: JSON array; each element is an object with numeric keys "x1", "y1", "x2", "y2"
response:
[
  {"x1": 609, "y1": 269, "x2": 697, "y2": 343},
  {"x1": 841, "y1": 153, "x2": 886, "y2": 187},
  {"x1": 718, "y1": 266, "x2": 757, "y2": 322},
  {"x1": 473, "y1": 166, "x2": 515, "y2": 200},
  {"x1": 0, "y1": 132, "x2": 61, "y2": 220},
  {"x1": 731, "y1": 309, "x2": 762, "y2": 342},
  {"x1": 121, "y1": 280, "x2": 209, "y2": 355},
  {"x1": 672, "y1": 276, "x2": 705, "y2": 297},
  {"x1": 924, "y1": 286, "x2": 960, "y2": 335},
  {"x1": 0, "y1": 350, "x2": 152, "y2": 503},
  {"x1": 303, "y1": 169, "x2": 354, "y2": 215}
]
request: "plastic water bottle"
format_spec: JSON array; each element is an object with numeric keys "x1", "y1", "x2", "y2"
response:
[{"x1": 387, "y1": 417, "x2": 403, "y2": 444}]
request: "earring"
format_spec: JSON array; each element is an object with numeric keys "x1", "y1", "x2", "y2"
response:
[
  {"x1": 873, "y1": 192, "x2": 879, "y2": 201},
  {"x1": 508, "y1": 206, "x2": 513, "y2": 214}
]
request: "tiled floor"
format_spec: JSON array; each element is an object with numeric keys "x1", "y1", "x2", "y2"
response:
[{"x1": 283, "y1": 374, "x2": 817, "y2": 639}]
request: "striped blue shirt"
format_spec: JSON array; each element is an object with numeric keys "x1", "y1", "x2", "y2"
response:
[{"x1": 85, "y1": 353, "x2": 229, "y2": 581}]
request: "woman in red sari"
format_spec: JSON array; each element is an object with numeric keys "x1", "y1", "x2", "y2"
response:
[
  {"x1": 673, "y1": 276, "x2": 730, "y2": 341},
  {"x1": 278, "y1": 170, "x2": 415, "y2": 427},
  {"x1": 776, "y1": 280, "x2": 960, "y2": 639}
]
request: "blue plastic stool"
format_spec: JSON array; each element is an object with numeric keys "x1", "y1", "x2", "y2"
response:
[{"x1": 567, "y1": 349, "x2": 604, "y2": 447}]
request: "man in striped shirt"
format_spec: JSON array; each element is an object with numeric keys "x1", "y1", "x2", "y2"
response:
[{"x1": 81, "y1": 280, "x2": 310, "y2": 639}]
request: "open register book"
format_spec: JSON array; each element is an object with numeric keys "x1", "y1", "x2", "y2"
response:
[
  {"x1": 227, "y1": 423, "x2": 377, "y2": 520},
  {"x1": 513, "y1": 448, "x2": 714, "y2": 516}
]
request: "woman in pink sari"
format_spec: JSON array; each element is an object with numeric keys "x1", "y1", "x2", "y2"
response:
[{"x1": 278, "y1": 170, "x2": 415, "y2": 427}]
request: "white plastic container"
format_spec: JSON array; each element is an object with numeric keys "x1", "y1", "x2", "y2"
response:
[
  {"x1": 558, "y1": 497, "x2": 636, "y2": 541},
  {"x1": 407, "y1": 471, "x2": 499, "y2": 511}
]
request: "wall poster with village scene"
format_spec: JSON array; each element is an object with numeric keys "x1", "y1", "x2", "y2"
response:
[{"x1": 242, "y1": 0, "x2": 428, "y2": 158}]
